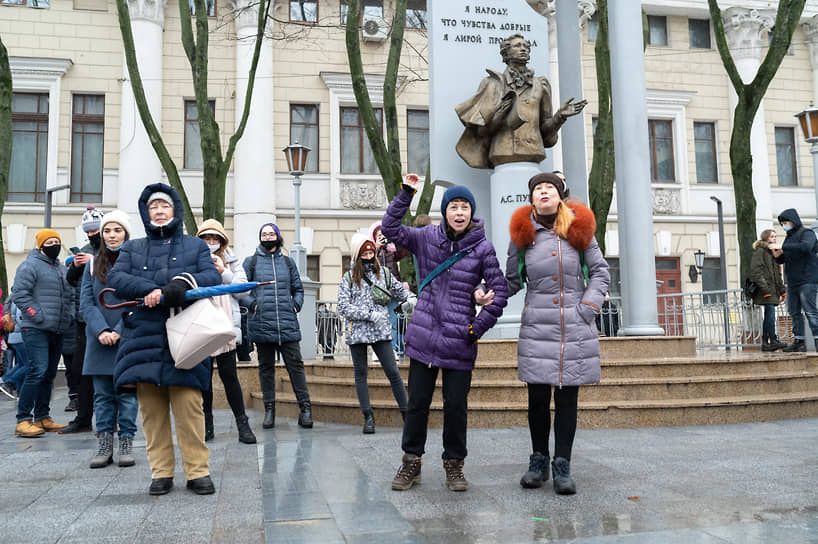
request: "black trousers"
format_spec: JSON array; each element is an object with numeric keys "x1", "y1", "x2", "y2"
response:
[
  {"x1": 401, "y1": 358, "x2": 471, "y2": 460},
  {"x1": 257, "y1": 341, "x2": 311, "y2": 406},
  {"x1": 527, "y1": 384, "x2": 579, "y2": 460},
  {"x1": 202, "y1": 349, "x2": 247, "y2": 421},
  {"x1": 69, "y1": 323, "x2": 94, "y2": 426}
]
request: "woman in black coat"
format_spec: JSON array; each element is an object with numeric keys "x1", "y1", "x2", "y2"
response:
[{"x1": 108, "y1": 184, "x2": 221, "y2": 496}]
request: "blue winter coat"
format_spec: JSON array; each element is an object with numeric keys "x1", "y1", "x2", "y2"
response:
[
  {"x1": 79, "y1": 260, "x2": 126, "y2": 376},
  {"x1": 775, "y1": 208, "x2": 818, "y2": 287},
  {"x1": 108, "y1": 183, "x2": 221, "y2": 390},
  {"x1": 12, "y1": 248, "x2": 74, "y2": 334},
  {"x1": 242, "y1": 245, "x2": 303, "y2": 344},
  {"x1": 380, "y1": 186, "x2": 508, "y2": 370}
]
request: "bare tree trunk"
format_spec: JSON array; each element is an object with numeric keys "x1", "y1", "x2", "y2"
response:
[
  {"x1": 117, "y1": 0, "x2": 269, "y2": 232},
  {"x1": 708, "y1": 0, "x2": 806, "y2": 281},
  {"x1": 587, "y1": 0, "x2": 615, "y2": 255},
  {"x1": 0, "y1": 36, "x2": 11, "y2": 295}
]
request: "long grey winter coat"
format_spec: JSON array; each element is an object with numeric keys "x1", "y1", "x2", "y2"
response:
[
  {"x1": 337, "y1": 266, "x2": 410, "y2": 345},
  {"x1": 12, "y1": 248, "x2": 74, "y2": 333},
  {"x1": 506, "y1": 202, "x2": 610, "y2": 386}
]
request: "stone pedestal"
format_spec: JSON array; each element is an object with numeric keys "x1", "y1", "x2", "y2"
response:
[
  {"x1": 297, "y1": 279, "x2": 320, "y2": 360},
  {"x1": 484, "y1": 162, "x2": 543, "y2": 338}
]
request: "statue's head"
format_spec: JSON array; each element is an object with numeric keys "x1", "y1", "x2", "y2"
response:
[{"x1": 500, "y1": 34, "x2": 531, "y2": 64}]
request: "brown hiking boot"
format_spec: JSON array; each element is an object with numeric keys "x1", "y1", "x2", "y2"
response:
[
  {"x1": 15, "y1": 420, "x2": 46, "y2": 438},
  {"x1": 391, "y1": 453, "x2": 422, "y2": 491},
  {"x1": 35, "y1": 417, "x2": 67, "y2": 432},
  {"x1": 443, "y1": 459, "x2": 468, "y2": 492}
]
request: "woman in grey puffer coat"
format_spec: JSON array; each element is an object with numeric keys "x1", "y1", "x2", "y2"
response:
[
  {"x1": 337, "y1": 233, "x2": 412, "y2": 434},
  {"x1": 505, "y1": 173, "x2": 609, "y2": 495}
]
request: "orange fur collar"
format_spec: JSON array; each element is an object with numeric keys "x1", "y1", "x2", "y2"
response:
[{"x1": 509, "y1": 201, "x2": 596, "y2": 251}]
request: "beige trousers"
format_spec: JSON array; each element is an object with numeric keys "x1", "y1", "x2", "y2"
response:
[{"x1": 137, "y1": 383, "x2": 210, "y2": 480}]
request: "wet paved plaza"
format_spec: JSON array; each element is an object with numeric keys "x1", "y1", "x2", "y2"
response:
[{"x1": 1, "y1": 385, "x2": 817, "y2": 543}]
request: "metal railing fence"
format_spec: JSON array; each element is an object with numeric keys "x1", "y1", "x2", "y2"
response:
[{"x1": 315, "y1": 291, "x2": 792, "y2": 358}]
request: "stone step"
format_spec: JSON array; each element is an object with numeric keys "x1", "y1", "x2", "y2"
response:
[
  {"x1": 283, "y1": 369, "x2": 818, "y2": 404},
  {"x1": 300, "y1": 353, "x2": 816, "y2": 381},
  {"x1": 251, "y1": 390, "x2": 818, "y2": 428},
  {"x1": 475, "y1": 336, "x2": 696, "y2": 362}
]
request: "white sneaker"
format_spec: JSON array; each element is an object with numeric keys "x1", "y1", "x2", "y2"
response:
[
  {"x1": 394, "y1": 350, "x2": 401, "y2": 361},
  {"x1": 0, "y1": 381, "x2": 17, "y2": 400}
]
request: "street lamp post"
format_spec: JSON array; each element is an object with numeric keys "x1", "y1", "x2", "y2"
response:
[
  {"x1": 44, "y1": 184, "x2": 70, "y2": 228},
  {"x1": 711, "y1": 196, "x2": 730, "y2": 350},
  {"x1": 282, "y1": 141, "x2": 311, "y2": 278},
  {"x1": 795, "y1": 106, "x2": 818, "y2": 221}
]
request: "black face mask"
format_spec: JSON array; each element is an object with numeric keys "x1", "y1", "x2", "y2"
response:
[
  {"x1": 361, "y1": 257, "x2": 375, "y2": 265},
  {"x1": 42, "y1": 244, "x2": 61, "y2": 260},
  {"x1": 261, "y1": 240, "x2": 279, "y2": 251},
  {"x1": 88, "y1": 232, "x2": 101, "y2": 250}
]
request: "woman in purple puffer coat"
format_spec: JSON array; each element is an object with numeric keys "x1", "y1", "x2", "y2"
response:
[
  {"x1": 381, "y1": 173, "x2": 507, "y2": 493},
  {"x1": 506, "y1": 172, "x2": 609, "y2": 495}
]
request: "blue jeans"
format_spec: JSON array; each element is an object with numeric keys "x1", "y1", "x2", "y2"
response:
[
  {"x1": 4, "y1": 343, "x2": 28, "y2": 389},
  {"x1": 762, "y1": 304, "x2": 777, "y2": 339},
  {"x1": 387, "y1": 299, "x2": 401, "y2": 354},
  {"x1": 17, "y1": 328, "x2": 63, "y2": 422},
  {"x1": 92, "y1": 375, "x2": 138, "y2": 437},
  {"x1": 786, "y1": 282, "x2": 818, "y2": 341}
]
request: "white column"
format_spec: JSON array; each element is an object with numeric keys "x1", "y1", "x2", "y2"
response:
[
  {"x1": 555, "y1": 0, "x2": 588, "y2": 202},
  {"x1": 803, "y1": 15, "x2": 818, "y2": 105},
  {"x1": 723, "y1": 7, "x2": 775, "y2": 232},
  {"x1": 541, "y1": 2, "x2": 561, "y2": 172},
  {"x1": 117, "y1": 0, "x2": 167, "y2": 236},
  {"x1": 609, "y1": 0, "x2": 662, "y2": 335},
  {"x1": 231, "y1": 0, "x2": 275, "y2": 260}
]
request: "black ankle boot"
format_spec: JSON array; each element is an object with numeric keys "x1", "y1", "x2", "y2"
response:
[
  {"x1": 783, "y1": 339, "x2": 806, "y2": 352},
  {"x1": 771, "y1": 336, "x2": 787, "y2": 350},
  {"x1": 551, "y1": 457, "x2": 576, "y2": 495},
  {"x1": 362, "y1": 410, "x2": 375, "y2": 434},
  {"x1": 204, "y1": 414, "x2": 214, "y2": 442},
  {"x1": 520, "y1": 452, "x2": 549, "y2": 488},
  {"x1": 298, "y1": 402, "x2": 313, "y2": 428},
  {"x1": 236, "y1": 415, "x2": 257, "y2": 444},
  {"x1": 761, "y1": 335, "x2": 776, "y2": 352},
  {"x1": 263, "y1": 403, "x2": 275, "y2": 429}
]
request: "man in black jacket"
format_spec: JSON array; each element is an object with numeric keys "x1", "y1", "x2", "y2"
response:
[
  {"x1": 775, "y1": 208, "x2": 818, "y2": 352},
  {"x1": 60, "y1": 206, "x2": 104, "y2": 433}
]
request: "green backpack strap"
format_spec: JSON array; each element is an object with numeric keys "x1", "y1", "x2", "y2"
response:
[
  {"x1": 579, "y1": 251, "x2": 590, "y2": 285},
  {"x1": 517, "y1": 247, "x2": 528, "y2": 287}
]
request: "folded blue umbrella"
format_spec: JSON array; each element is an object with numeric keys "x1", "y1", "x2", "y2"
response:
[{"x1": 99, "y1": 280, "x2": 275, "y2": 309}]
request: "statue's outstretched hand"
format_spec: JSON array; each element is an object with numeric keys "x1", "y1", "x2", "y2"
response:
[{"x1": 558, "y1": 97, "x2": 588, "y2": 119}]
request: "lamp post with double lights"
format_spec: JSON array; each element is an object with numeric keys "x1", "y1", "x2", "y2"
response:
[{"x1": 282, "y1": 141, "x2": 311, "y2": 278}]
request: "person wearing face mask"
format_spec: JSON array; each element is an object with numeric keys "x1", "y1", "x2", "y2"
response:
[
  {"x1": 506, "y1": 172, "x2": 609, "y2": 495},
  {"x1": 243, "y1": 223, "x2": 313, "y2": 430},
  {"x1": 368, "y1": 221, "x2": 408, "y2": 360},
  {"x1": 196, "y1": 219, "x2": 257, "y2": 445},
  {"x1": 108, "y1": 184, "x2": 221, "y2": 496},
  {"x1": 79, "y1": 210, "x2": 140, "y2": 468},
  {"x1": 337, "y1": 233, "x2": 413, "y2": 434},
  {"x1": 381, "y1": 174, "x2": 508, "y2": 493},
  {"x1": 11, "y1": 230, "x2": 75, "y2": 438},
  {"x1": 775, "y1": 208, "x2": 818, "y2": 352},
  {"x1": 60, "y1": 205, "x2": 105, "y2": 433}
]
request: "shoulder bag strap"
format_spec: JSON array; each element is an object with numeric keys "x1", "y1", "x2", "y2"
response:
[{"x1": 418, "y1": 248, "x2": 473, "y2": 295}]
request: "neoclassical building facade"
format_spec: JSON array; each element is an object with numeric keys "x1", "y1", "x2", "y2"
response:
[{"x1": 2, "y1": 0, "x2": 818, "y2": 302}]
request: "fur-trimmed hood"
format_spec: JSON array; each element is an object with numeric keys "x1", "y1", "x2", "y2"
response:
[
  {"x1": 753, "y1": 239, "x2": 769, "y2": 250},
  {"x1": 509, "y1": 201, "x2": 596, "y2": 250}
]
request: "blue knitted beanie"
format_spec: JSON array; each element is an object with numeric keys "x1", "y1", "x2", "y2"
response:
[{"x1": 440, "y1": 185, "x2": 476, "y2": 220}]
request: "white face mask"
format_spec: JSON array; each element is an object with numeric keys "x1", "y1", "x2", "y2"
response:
[{"x1": 207, "y1": 242, "x2": 221, "y2": 253}]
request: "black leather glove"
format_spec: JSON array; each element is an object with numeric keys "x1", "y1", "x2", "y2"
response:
[{"x1": 163, "y1": 278, "x2": 189, "y2": 307}]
